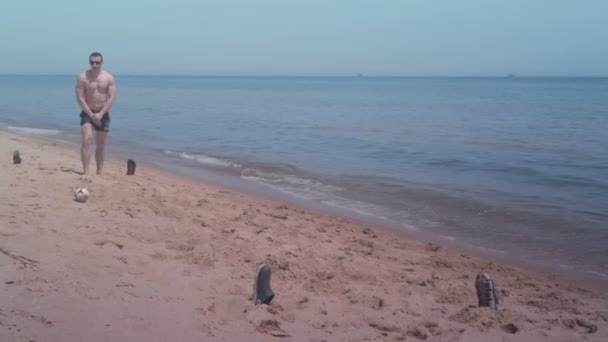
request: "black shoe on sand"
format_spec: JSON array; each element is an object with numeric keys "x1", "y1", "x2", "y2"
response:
[
  {"x1": 127, "y1": 159, "x2": 136, "y2": 175},
  {"x1": 476, "y1": 273, "x2": 498, "y2": 310},
  {"x1": 13, "y1": 150, "x2": 21, "y2": 164},
  {"x1": 253, "y1": 263, "x2": 275, "y2": 305}
]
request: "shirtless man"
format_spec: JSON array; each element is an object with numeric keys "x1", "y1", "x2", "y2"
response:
[{"x1": 75, "y1": 52, "x2": 116, "y2": 174}]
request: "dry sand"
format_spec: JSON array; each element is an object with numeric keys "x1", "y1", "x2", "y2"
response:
[{"x1": 0, "y1": 130, "x2": 606, "y2": 341}]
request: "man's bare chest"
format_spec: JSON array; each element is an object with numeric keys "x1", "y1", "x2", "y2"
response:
[{"x1": 85, "y1": 79, "x2": 110, "y2": 94}]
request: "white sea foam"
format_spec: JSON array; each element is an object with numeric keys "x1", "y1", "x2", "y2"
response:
[
  {"x1": 400, "y1": 222, "x2": 419, "y2": 231},
  {"x1": 163, "y1": 150, "x2": 241, "y2": 169},
  {"x1": 7, "y1": 126, "x2": 61, "y2": 135},
  {"x1": 241, "y1": 169, "x2": 342, "y2": 192},
  {"x1": 465, "y1": 243, "x2": 507, "y2": 255},
  {"x1": 587, "y1": 271, "x2": 608, "y2": 278},
  {"x1": 241, "y1": 168, "x2": 415, "y2": 229},
  {"x1": 241, "y1": 169, "x2": 337, "y2": 199}
]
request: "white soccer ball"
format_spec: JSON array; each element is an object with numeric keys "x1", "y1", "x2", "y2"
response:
[{"x1": 74, "y1": 187, "x2": 89, "y2": 203}]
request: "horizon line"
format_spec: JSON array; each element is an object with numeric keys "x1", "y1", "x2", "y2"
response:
[{"x1": 1, "y1": 73, "x2": 607, "y2": 79}]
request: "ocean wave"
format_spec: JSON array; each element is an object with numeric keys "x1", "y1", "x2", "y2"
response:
[
  {"x1": 240, "y1": 168, "x2": 414, "y2": 228},
  {"x1": 7, "y1": 126, "x2": 61, "y2": 135},
  {"x1": 241, "y1": 170, "x2": 341, "y2": 204},
  {"x1": 587, "y1": 271, "x2": 608, "y2": 279},
  {"x1": 241, "y1": 168, "x2": 340, "y2": 188},
  {"x1": 162, "y1": 150, "x2": 241, "y2": 169}
]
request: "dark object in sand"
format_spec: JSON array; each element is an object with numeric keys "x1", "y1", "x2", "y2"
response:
[
  {"x1": 13, "y1": 150, "x2": 21, "y2": 164},
  {"x1": 253, "y1": 263, "x2": 275, "y2": 305},
  {"x1": 476, "y1": 273, "x2": 499, "y2": 310},
  {"x1": 127, "y1": 159, "x2": 136, "y2": 175}
]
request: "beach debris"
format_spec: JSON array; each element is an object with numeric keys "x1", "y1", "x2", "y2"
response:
[
  {"x1": 127, "y1": 159, "x2": 136, "y2": 175},
  {"x1": 475, "y1": 273, "x2": 499, "y2": 310},
  {"x1": 74, "y1": 187, "x2": 89, "y2": 203},
  {"x1": 13, "y1": 150, "x2": 21, "y2": 164},
  {"x1": 252, "y1": 263, "x2": 275, "y2": 305},
  {"x1": 0, "y1": 247, "x2": 38, "y2": 267}
]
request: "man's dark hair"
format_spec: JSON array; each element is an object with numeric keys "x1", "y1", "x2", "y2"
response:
[{"x1": 89, "y1": 52, "x2": 103, "y2": 62}]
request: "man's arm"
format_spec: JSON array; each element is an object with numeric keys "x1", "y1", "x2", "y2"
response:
[
  {"x1": 97, "y1": 74, "x2": 116, "y2": 116},
  {"x1": 75, "y1": 73, "x2": 95, "y2": 118}
]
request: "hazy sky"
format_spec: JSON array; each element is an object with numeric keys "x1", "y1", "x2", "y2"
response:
[{"x1": 1, "y1": 0, "x2": 606, "y2": 76}]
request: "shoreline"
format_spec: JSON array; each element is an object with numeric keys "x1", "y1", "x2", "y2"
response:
[
  {"x1": 3, "y1": 116, "x2": 607, "y2": 286},
  {"x1": 14, "y1": 126, "x2": 607, "y2": 290},
  {"x1": 8, "y1": 124, "x2": 607, "y2": 289},
  {"x1": 1, "y1": 130, "x2": 606, "y2": 341}
]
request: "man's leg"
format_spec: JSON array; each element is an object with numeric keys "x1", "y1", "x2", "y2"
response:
[
  {"x1": 95, "y1": 130, "x2": 108, "y2": 175},
  {"x1": 81, "y1": 123, "x2": 93, "y2": 174}
]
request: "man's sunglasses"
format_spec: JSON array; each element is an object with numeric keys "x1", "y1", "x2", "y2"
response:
[{"x1": 89, "y1": 61, "x2": 102, "y2": 65}]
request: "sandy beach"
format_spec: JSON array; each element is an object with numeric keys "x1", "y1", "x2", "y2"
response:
[{"x1": 0, "y1": 130, "x2": 606, "y2": 342}]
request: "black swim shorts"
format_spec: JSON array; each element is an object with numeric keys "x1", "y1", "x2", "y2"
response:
[{"x1": 80, "y1": 111, "x2": 110, "y2": 132}]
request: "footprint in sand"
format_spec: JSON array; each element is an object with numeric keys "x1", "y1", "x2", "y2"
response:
[
  {"x1": 256, "y1": 319, "x2": 290, "y2": 338},
  {"x1": 94, "y1": 240, "x2": 124, "y2": 250},
  {"x1": 60, "y1": 167, "x2": 85, "y2": 175},
  {"x1": 77, "y1": 177, "x2": 93, "y2": 184},
  {"x1": 563, "y1": 318, "x2": 598, "y2": 334},
  {"x1": 370, "y1": 322, "x2": 401, "y2": 334}
]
